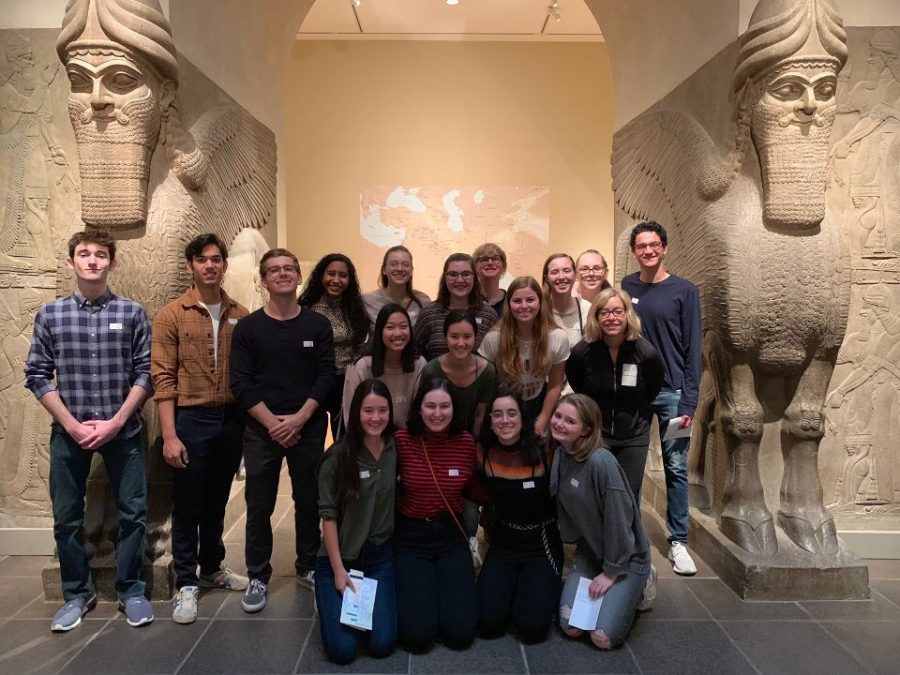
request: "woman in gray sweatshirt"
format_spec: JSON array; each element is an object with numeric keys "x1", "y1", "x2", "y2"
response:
[{"x1": 550, "y1": 393, "x2": 654, "y2": 649}]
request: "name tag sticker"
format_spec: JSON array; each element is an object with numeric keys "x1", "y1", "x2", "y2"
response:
[
  {"x1": 448, "y1": 468, "x2": 460, "y2": 477},
  {"x1": 522, "y1": 480, "x2": 536, "y2": 490},
  {"x1": 109, "y1": 322, "x2": 123, "y2": 330},
  {"x1": 621, "y1": 363, "x2": 638, "y2": 387},
  {"x1": 570, "y1": 478, "x2": 579, "y2": 488},
  {"x1": 228, "y1": 318, "x2": 238, "y2": 325},
  {"x1": 632, "y1": 298, "x2": 639, "y2": 304},
  {"x1": 303, "y1": 340, "x2": 314, "y2": 347},
  {"x1": 359, "y1": 470, "x2": 370, "y2": 479}
]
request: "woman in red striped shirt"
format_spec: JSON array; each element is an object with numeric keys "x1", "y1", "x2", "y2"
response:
[{"x1": 393, "y1": 379, "x2": 485, "y2": 652}]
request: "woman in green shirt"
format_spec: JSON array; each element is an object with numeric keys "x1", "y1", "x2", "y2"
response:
[{"x1": 315, "y1": 379, "x2": 397, "y2": 664}]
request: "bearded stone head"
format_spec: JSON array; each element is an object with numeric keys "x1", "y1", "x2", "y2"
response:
[
  {"x1": 734, "y1": 0, "x2": 848, "y2": 230},
  {"x1": 56, "y1": 0, "x2": 178, "y2": 230}
]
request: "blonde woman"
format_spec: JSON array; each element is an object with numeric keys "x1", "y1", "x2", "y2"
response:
[
  {"x1": 478, "y1": 276, "x2": 568, "y2": 435},
  {"x1": 565, "y1": 287, "x2": 664, "y2": 500},
  {"x1": 542, "y1": 253, "x2": 592, "y2": 349},
  {"x1": 550, "y1": 394, "x2": 653, "y2": 650},
  {"x1": 574, "y1": 249, "x2": 611, "y2": 305}
]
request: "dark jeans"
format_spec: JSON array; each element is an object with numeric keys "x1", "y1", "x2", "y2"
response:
[
  {"x1": 323, "y1": 372, "x2": 345, "y2": 438},
  {"x1": 476, "y1": 543, "x2": 560, "y2": 644},
  {"x1": 394, "y1": 516, "x2": 476, "y2": 652},
  {"x1": 608, "y1": 443, "x2": 650, "y2": 504},
  {"x1": 171, "y1": 405, "x2": 244, "y2": 588},
  {"x1": 49, "y1": 429, "x2": 147, "y2": 601},
  {"x1": 314, "y1": 540, "x2": 397, "y2": 665},
  {"x1": 243, "y1": 416, "x2": 326, "y2": 583}
]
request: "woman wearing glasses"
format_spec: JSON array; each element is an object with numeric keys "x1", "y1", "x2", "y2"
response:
[
  {"x1": 574, "y1": 250, "x2": 611, "y2": 305},
  {"x1": 543, "y1": 253, "x2": 593, "y2": 349},
  {"x1": 473, "y1": 243, "x2": 507, "y2": 317},
  {"x1": 475, "y1": 389, "x2": 561, "y2": 644},
  {"x1": 363, "y1": 246, "x2": 431, "y2": 327},
  {"x1": 565, "y1": 288, "x2": 664, "y2": 500},
  {"x1": 414, "y1": 253, "x2": 498, "y2": 361}
]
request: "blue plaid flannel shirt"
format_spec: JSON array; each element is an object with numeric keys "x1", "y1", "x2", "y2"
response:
[{"x1": 25, "y1": 290, "x2": 153, "y2": 440}]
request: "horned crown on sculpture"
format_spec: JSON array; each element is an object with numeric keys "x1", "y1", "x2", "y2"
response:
[{"x1": 56, "y1": 0, "x2": 206, "y2": 229}]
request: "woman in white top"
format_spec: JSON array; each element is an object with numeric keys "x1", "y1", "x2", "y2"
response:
[
  {"x1": 362, "y1": 246, "x2": 431, "y2": 327},
  {"x1": 343, "y1": 303, "x2": 426, "y2": 429},
  {"x1": 479, "y1": 276, "x2": 569, "y2": 436},
  {"x1": 574, "y1": 249, "x2": 611, "y2": 306},
  {"x1": 542, "y1": 253, "x2": 592, "y2": 349}
]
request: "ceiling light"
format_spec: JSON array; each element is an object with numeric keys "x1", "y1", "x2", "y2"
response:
[{"x1": 446, "y1": 0, "x2": 460, "y2": 5}]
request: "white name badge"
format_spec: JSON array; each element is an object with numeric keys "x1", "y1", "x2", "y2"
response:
[
  {"x1": 228, "y1": 318, "x2": 238, "y2": 325},
  {"x1": 632, "y1": 297, "x2": 639, "y2": 304},
  {"x1": 570, "y1": 478, "x2": 579, "y2": 488},
  {"x1": 109, "y1": 322, "x2": 123, "y2": 330},
  {"x1": 448, "y1": 468, "x2": 460, "y2": 477},
  {"x1": 621, "y1": 363, "x2": 638, "y2": 387},
  {"x1": 359, "y1": 470, "x2": 370, "y2": 479},
  {"x1": 303, "y1": 340, "x2": 314, "y2": 347},
  {"x1": 522, "y1": 480, "x2": 536, "y2": 490}
]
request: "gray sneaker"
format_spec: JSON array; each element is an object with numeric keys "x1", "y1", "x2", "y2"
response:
[
  {"x1": 637, "y1": 564, "x2": 658, "y2": 611},
  {"x1": 51, "y1": 594, "x2": 96, "y2": 632},
  {"x1": 296, "y1": 569, "x2": 315, "y2": 591},
  {"x1": 120, "y1": 595, "x2": 155, "y2": 627},
  {"x1": 172, "y1": 586, "x2": 199, "y2": 624},
  {"x1": 199, "y1": 566, "x2": 248, "y2": 591},
  {"x1": 241, "y1": 578, "x2": 267, "y2": 613}
]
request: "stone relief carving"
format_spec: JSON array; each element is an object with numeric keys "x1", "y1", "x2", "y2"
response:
[
  {"x1": 612, "y1": 0, "x2": 850, "y2": 558},
  {"x1": 822, "y1": 27, "x2": 900, "y2": 518},
  {"x1": 0, "y1": 31, "x2": 80, "y2": 524}
]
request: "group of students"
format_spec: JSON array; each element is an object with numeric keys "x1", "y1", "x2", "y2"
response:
[{"x1": 25, "y1": 221, "x2": 702, "y2": 663}]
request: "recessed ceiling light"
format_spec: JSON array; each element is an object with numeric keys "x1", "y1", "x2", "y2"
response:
[{"x1": 446, "y1": 0, "x2": 460, "y2": 5}]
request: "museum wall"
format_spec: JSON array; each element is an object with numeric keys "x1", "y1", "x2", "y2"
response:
[{"x1": 283, "y1": 39, "x2": 614, "y2": 289}]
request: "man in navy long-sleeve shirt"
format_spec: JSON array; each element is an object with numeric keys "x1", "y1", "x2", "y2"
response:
[
  {"x1": 622, "y1": 222, "x2": 702, "y2": 576},
  {"x1": 230, "y1": 248, "x2": 335, "y2": 613}
]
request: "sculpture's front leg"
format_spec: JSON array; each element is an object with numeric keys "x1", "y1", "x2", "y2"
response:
[{"x1": 778, "y1": 358, "x2": 839, "y2": 555}]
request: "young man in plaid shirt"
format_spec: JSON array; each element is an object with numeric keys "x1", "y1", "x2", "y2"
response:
[
  {"x1": 25, "y1": 230, "x2": 154, "y2": 631},
  {"x1": 151, "y1": 233, "x2": 249, "y2": 624}
]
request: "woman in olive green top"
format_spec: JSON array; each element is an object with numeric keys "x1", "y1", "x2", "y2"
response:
[{"x1": 315, "y1": 379, "x2": 398, "y2": 665}]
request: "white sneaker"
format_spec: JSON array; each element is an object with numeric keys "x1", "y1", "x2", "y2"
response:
[
  {"x1": 173, "y1": 586, "x2": 199, "y2": 624},
  {"x1": 668, "y1": 542, "x2": 697, "y2": 576},
  {"x1": 637, "y1": 564, "x2": 658, "y2": 611}
]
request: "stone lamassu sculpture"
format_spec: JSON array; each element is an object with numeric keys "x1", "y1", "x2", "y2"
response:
[
  {"x1": 613, "y1": 0, "x2": 850, "y2": 557},
  {"x1": 51, "y1": 0, "x2": 275, "y2": 597}
]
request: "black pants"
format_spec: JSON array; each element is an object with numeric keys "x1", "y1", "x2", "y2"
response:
[
  {"x1": 323, "y1": 372, "x2": 346, "y2": 438},
  {"x1": 476, "y1": 537, "x2": 561, "y2": 643},
  {"x1": 394, "y1": 515, "x2": 476, "y2": 652},
  {"x1": 608, "y1": 442, "x2": 649, "y2": 502},
  {"x1": 243, "y1": 416, "x2": 326, "y2": 583},
  {"x1": 171, "y1": 406, "x2": 244, "y2": 589}
]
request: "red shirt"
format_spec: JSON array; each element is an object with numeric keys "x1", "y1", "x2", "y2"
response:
[{"x1": 394, "y1": 428, "x2": 486, "y2": 519}]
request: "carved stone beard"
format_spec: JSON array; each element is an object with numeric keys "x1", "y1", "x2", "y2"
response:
[
  {"x1": 68, "y1": 90, "x2": 161, "y2": 229},
  {"x1": 750, "y1": 98, "x2": 835, "y2": 229}
]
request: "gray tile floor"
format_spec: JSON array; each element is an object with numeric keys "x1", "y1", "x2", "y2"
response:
[{"x1": 2, "y1": 483, "x2": 899, "y2": 675}]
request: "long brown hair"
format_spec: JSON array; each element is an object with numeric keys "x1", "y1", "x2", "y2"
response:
[{"x1": 491, "y1": 276, "x2": 558, "y2": 394}]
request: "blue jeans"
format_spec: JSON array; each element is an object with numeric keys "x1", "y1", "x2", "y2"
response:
[
  {"x1": 314, "y1": 540, "x2": 397, "y2": 665},
  {"x1": 559, "y1": 549, "x2": 647, "y2": 648},
  {"x1": 652, "y1": 389, "x2": 689, "y2": 544},
  {"x1": 49, "y1": 429, "x2": 147, "y2": 601},
  {"x1": 171, "y1": 406, "x2": 244, "y2": 588}
]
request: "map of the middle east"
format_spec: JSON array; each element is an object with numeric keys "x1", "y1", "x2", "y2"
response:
[{"x1": 359, "y1": 185, "x2": 550, "y2": 295}]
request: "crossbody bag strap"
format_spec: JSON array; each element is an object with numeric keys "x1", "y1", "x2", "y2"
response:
[{"x1": 421, "y1": 439, "x2": 469, "y2": 542}]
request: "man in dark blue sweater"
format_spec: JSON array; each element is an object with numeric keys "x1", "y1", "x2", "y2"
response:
[
  {"x1": 230, "y1": 248, "x2": 336, "y2": 612},
  {"x1": 622, "y1": 222, "x2": 702, "y2": 576}
]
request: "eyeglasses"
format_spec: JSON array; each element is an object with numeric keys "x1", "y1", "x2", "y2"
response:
[
  {"x1": 634, "y1": 242, "x2": 663, "y2": 252},
  {"x1": 446, "y1": 271, "x2": 474, "y2": 280},
  {"x1": 491, "y1": 410, "x2": 520, "y2": 420},
  {"x1": 264, "y1": 264, "x2": 299, "y2": 277},
  {"x1": 598, "y1": 308, "x2": 626, "y2": 318},
  {"x1": 577, "y1": 266, "x2": 607, "y2": 275},
  {"x1": 386, "y1": 262, "x2": 412, "y2": 270},
  {"x1": 477, "y1": 255, "x2": 503, "y2": 265}
]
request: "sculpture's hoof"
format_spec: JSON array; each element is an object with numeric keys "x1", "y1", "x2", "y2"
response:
[
  {"x1": 777, "y1": 512, "x2": 839, "y2": 555},
  {"x1": 720, "y1": 516, "x2": 777, "y2": 555}
]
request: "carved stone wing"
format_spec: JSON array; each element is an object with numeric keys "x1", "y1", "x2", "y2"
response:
[{"x1": 190, "y1": 104, "x2": 277, "y2": 249}]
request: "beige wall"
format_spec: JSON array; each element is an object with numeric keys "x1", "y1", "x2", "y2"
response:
[{"x1": 284, "y1": 40, "x2": 615, "y2": 285}]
